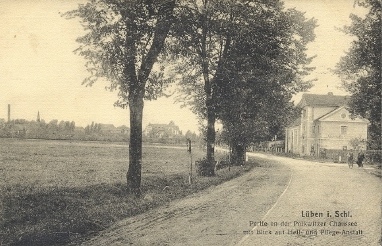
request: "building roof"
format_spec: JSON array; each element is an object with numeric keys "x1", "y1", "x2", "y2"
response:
[
  {"x1": 148, "y1": 123, "x2": 168, "y2": 128},
  {"x1": 99, "y1": 124, "x2": 116, "y2": 131},
  {"x1": 297, "y1": 93, "x2": 349, "y2": 108},
  {"x1": 146, "y1": 122, "x2": 180, "y2": 130},
  {"x1": 315, "y1": 106, "x2": 369, "y2": 123},
  {"x1": 117, "y1": 125, "x2": 129, "y2": 129}
]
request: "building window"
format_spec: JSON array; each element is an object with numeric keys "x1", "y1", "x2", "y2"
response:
[{"x1": 340, "y1": 126, "x2": 348, "y2": 135}]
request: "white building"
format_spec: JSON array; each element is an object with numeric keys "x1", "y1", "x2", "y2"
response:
[{"x1": 285, "y1": 93, "x2": 369, "y2": 156}]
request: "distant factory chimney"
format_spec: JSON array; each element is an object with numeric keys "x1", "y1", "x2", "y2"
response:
[
  {"x1": 8, "y1": 104, "x2": 10, "y2": 122},
  {"x1": 37, "y1": 111, "x2": 41, "y2": 122}
]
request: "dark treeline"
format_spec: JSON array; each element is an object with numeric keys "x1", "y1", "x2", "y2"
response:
[
  {"x1": 0, "y1": 119, "x2": 129, "y2": 142},
  {"x1": 0, "y1": 119, "x2": 203, "y2": 145}
]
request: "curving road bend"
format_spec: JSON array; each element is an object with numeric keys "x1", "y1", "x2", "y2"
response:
[
  {"x1": 238, "y1": 153, "x2": 381, "y2": 246},
  {"x1": 82, "y1": 153, "x2": 382, "y2": 246}
]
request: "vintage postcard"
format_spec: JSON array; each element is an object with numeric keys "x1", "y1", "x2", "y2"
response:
[{"x1": 0, "y1": 0, "x2": 380, "y2": 245}]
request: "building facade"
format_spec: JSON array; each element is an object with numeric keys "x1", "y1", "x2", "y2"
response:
[
  {"x1": 285, "y1": 93, "x2": 369, "y2": 156},
  {"x1": 144, "y1": 121, "x2": 181, "y2": 138}
]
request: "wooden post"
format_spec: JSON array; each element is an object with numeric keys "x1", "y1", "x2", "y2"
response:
[
  {"x1": 187, "y1": 138, "x2": 192, "y2": 184},
  {"x1": 189, "y1": 151, "x2": 192, "y2": 184}
]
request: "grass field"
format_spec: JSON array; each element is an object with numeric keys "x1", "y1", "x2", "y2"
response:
[
  {"x1": 0, "y1": 138, "x2": 256, "y2": 245},
  {"x1": 1, "y1": 139, "x2": 206, "y2": 187}
]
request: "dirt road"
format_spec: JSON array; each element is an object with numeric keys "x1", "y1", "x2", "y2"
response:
[{"x1": 82, "y1": 153, "x2": 381, "y2": 246}]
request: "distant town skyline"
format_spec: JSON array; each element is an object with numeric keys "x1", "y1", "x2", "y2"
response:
[
  {"x1": 0, "y1": 0, "x2": 367, "y2": 134},
  {"x1": 2, "y1": 104, "x2": 192, "y2": 132}
]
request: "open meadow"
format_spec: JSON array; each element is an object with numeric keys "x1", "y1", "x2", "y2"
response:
[
  {"x1": 1, "y1": 138, "x2": 204, "y2": 188},
  {"x1": 0, "y1": 138, "x2": 256, "y2": 245}
]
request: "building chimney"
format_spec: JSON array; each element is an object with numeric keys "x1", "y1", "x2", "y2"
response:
[
  {"x1": 8, "y1": 104, "x2": 10, "y2": 122},
  {"x1": 328, "y1": 92, "x2": 333, "y2": 96}
]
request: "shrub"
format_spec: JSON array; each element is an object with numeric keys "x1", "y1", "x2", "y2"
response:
[{"x1": 195, "y1": 158, "x2": 214, "y2": 176}]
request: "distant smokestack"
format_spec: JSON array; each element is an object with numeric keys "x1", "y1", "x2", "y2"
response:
[{"x1": 8, "y1": 104, "x2": 10, "y2": 122}]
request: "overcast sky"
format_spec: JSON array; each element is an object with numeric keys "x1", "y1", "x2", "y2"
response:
[{"x1": 0, "y1": 0, "x2": 367, "y2": 133}]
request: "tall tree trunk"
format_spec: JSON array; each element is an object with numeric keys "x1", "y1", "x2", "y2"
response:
[
  {"x1": 123, "y1": 0, "x2": 175, "y2": 195},
  {"x1": 203, "y1": 52, "x2": 215, "y2": 176},
  {"x1": 199, "y1": 0, "x2": 215, "y2": 176},
  {"x1": 205, "y1": 100, "x2": 215, "y2": 176},
  {"x1": 127, "y1": 95, "x2": 144, "y2": 197},
  {"x1": 230, "y1": 140, "x2": 237, "y2": 165},
  {"x1": 231, "y1": 140, "x2": 246, "y2": 166}
]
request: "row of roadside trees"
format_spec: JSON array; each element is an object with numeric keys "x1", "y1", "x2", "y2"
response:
[
  {"x1": 65, "y1": 0, "x2": 316, "y2": 196},
  {"x1": 171, "y1": 1, "x2": 315, "y2": 167},
  {"x1": 65, "y1": 0, "x2": 379, "y2": 196}
]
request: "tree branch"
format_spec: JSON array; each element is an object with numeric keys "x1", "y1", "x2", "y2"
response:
[{"x1": 138, "y1": 0, "x2": 176, "y2": 86}]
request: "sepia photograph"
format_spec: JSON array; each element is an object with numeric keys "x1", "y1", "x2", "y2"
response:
[{"x1": 0, "y1": 0, "x2": 381, "y2": 245}]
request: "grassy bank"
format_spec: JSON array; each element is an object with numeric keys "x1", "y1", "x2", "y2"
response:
[{"x1": 0, "y1": 139, "x2": 257, "y2": 245}]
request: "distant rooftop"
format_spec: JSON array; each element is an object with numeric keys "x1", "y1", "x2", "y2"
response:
[{"x1": 297, "y1": 92, "x2": 349, "y2": 108}]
